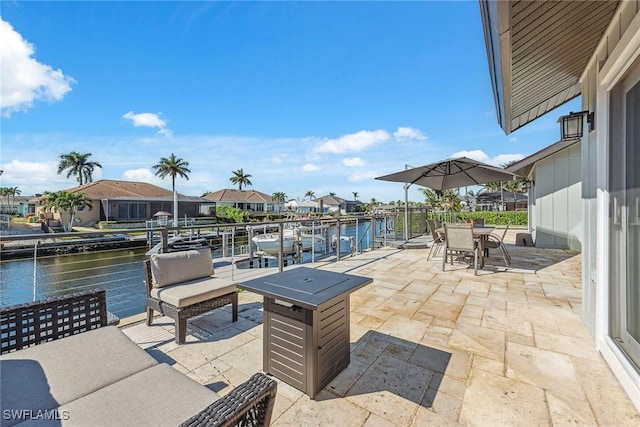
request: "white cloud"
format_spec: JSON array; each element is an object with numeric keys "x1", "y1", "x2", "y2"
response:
[
  {"x1": 123, "y1": 111, "x2": 173, "y2": 137},
  {"x1": 302, "y1": 163, "x2": 320, "y2": 172},
  {"x1": 0, "y1": 18, "x2": 75, "y2": 116},
  {"x1": 272, "y1": 156, "x2": 282, "y2": 164},
  {"x1": 450, "y1": 150, "x2": 524, "y2": 167},
  {"x1": 312, "y1": 129, "x2": 389, "y2": 154},
  {"x1": 348, "y1": 171, "x2": 379, "y2": 182},
  {"x1": 121, "y1": 168, "x2": 164, "y2": 186},
  {"x1": 509, "y1": 137, "x2": 518, "y2": 142},
  {"x1": 0, "y1": 159, "x2": 102, "y2": 194},
  {"x1": 393, "y1": 127, "x2": 427, "y2": 142},
  {"x1": 343, "y1": 157, "x2": 365, "y2": 167},
  {"x1": 493, "y1": 154, "x2": 524, "y2": 166},
  {"x1": 450, "y1": 150, "x2": 489, "y2": 162}
]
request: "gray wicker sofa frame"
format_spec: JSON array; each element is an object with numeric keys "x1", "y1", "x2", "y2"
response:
[
  {"x1": 0, "y1": 289, "x2": 277, "y2": 427},
  {"x1": 144, "y1": 249, "x2": 239, "y2": 345}
]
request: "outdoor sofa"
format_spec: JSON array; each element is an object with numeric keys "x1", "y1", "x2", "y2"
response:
[{"x1": 0, "y1": 289, "x2": 277, "y2": 427}]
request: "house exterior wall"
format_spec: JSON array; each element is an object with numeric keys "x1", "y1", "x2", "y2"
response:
[
  {"x1": 580, "y1": 0, "x2": 640, "y2": 411},
  {"x1": 531, "y1": 143, "x2": 582, "y2": 250}
]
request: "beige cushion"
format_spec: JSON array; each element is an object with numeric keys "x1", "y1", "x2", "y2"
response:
[
  {"x1": 55, "y1": 364, "x2": 219, "y2": 427},
  {"x1": 150, "y1": 276, "x2": 237, "y2": 308},
  {"x1": 0, "y1": 326, "x2": 158, "y2": 426},
  {"x1": 150, "y1": 248, "x2": 214, "y2": 288}
]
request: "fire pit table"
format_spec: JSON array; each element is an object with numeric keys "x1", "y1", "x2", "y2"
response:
[{"x1": 239, "y1": 267, "x2": 372, "y2": 398}]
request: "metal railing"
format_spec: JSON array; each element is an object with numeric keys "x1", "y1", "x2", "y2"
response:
[{"x1": 1, "y1": 213, "x2": 417, "y2": 319}]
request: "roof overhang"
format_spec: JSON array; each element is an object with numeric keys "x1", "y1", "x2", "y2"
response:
[
  {"x1": 505, "y1": 137, "x2": 580, "y2": 177},
  {"x1": 480, "y1": 0, "x2": 620, "y2": 134}
]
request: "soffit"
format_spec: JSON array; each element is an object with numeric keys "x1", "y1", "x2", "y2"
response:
[{"x1": 482, "y1": 0, "x2": 619, "y2": 134}]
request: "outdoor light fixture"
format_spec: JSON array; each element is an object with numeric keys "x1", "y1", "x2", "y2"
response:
[
  {"x1": 558, "y1": 110, "x2": 595, "y2": 140},
  {"x1": 154, "y1": 211, "x2": 171, "y2": 227}
]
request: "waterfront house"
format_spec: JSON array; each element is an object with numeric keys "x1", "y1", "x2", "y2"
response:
[
  {"x1": 203, "y1": 189, "x2": 284, "y2": 214},
  {"x1": 36, "y1": 179, "x2": 214, "y2": 227},
  {"x1": 285, "y1": 199, "x2": 320, "y2": 215},
  {"x1": 481, "y1": 0, "x2": 640, "y2": 410},
  {"x1": 315, "y1": 194, "x2": 364, "y2": 214}
]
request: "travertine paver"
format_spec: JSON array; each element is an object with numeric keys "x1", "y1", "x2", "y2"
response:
[{"x1": 122, "y1": 230, "x2": 640, "y2": 426}]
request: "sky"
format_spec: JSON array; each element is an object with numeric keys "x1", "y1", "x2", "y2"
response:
[{"x1": 0, "y1": 1, "x2": 581, "y2": 203}]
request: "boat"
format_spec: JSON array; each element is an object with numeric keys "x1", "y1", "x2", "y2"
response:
[
  {"x1": 251, "y1": 224, "x2": 325, "y2": 255},
  {"x1": 145, "y1": 233, "x2": 217, "y2": 255}
]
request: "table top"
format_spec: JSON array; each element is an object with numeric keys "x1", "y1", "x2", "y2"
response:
[{"x1": 239, "y1": 267, "x2": 372, "y2": 310}]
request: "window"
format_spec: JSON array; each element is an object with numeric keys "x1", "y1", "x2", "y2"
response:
[{"x1": 118, "y1": 202, "x2": 147, "y2": 219}]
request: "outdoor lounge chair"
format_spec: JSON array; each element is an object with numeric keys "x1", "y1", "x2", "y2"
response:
[
  {"x1": 0, "y1": 289, "x2": 277, "y2": 427},
  {"x1": 145, "y1": 248, "x2": 238, "y2": 344},
  {"x1": 442, "y1": 222, "x2": 479, "y2": 275}
]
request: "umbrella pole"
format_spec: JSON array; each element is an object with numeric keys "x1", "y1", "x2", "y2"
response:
[{"x1": 404, "y1": 183, "x2": 409, "y2": 241}]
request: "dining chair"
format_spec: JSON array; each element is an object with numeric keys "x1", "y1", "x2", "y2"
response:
[
  {"x1": 485, "y1": 223, "x2": 511, "y2": 267},
  {"x1": 442, "y1": 223, "x2": 478, "y2": 275},
  {"x1": 427, "y1": 218, "x2": 445, "y2": 260},
  {"x1": 473, "y1": 218, "x2": 485, "y2": 227}
]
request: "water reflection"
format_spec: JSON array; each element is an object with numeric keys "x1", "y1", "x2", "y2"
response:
[{"x1": 1, "y1": 220, "x2": 383, "y2": 319}]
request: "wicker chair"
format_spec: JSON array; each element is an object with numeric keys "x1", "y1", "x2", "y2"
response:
[
  {"x1": 442, "y1": 223, "x2": 479, "y2": 275},
  {"x1": 0, "y1": 289, "x2": 277, "y2": 427},
  {"x1": 145, "y1": 248, "x2": 238, "y2": 344}
]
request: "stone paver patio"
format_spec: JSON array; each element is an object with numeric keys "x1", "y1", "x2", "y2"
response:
[{"x1": 123, "y1": 230, "x2": 640, "y2": 426}]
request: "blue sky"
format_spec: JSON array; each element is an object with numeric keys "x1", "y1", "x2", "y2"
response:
[{"x1": 0, "y1": 1, "x2": 580, "y2": 203}]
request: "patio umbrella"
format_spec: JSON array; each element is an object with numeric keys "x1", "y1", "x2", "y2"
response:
[
  {"x1": 375, "y1": 157, "x2": 522, "y2": 241},
  {"x1": 375, "y1": 157, "x2": 521, "y2": 191}
]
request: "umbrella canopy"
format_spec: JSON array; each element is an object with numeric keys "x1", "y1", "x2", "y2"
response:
[{"x1": 375, "y1": 157, "x2": 522, "y2": 191}]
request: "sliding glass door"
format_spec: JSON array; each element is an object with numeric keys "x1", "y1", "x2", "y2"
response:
[{"x1": 610, "y1": 58, "x2": 640, "y2": 367}]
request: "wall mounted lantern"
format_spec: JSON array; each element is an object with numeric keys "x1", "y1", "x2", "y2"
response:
[{"x1": 558, "y1": 110, "x2": 595, "y2": 141}]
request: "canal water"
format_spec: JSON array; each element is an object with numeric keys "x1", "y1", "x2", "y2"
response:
[{"x1": 1, "y1": 221, "x2": 384, "y2": 319}]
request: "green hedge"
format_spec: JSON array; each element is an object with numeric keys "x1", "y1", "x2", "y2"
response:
[{"x1": 429, "y1": 211, "x2": 527, "y2": 227}]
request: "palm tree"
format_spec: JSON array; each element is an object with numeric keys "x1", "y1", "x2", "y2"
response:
[
  {"x1": 57, "y1": 152, "x2": 102, "y2": 186},
  {"x1": 352, "y1": 191, "x2": 359, "y2": 201},
  {"x1": 305, "y1": 190, "x2": 315, "y2": 201},
  {"x1": 8, "y1": 187, "x2": 20, "y2": 214},
  {"x1": 421, "y1": 188, "x2": 441, "y2": 211},
  {"x1": 0, "y1": 187, "x2": 8, "y2": 214},
  {"x1": 40, "y1": 191, "x2": 93, "y2": 232},
  {"x1": 230, "y1": 169, "x2": 252, "y2": 190},
  {"x1": 272, "y1": 191, "x2": 287, "y2": 215},
  {"x1": 152, "y1": 153, "x2": 191, "y2": 227}
]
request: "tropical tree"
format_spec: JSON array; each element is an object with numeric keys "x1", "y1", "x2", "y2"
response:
[
  {"x1": 57, "y1": 152, "x2": 102, "y2": 186},
  {"x1": 230, "y1": 169, "x2": 252, "y2": 190},
  {"x1": 441, "y1": 189, "x2": 463, "y2": 212},
  {"x1": 271, "y1": 191, "x2": 287, "y2": 215},
  {"x1": 8, "y1": 187, "x2": 21, "y2": 215},
  {"x1": 152, "y1": 153, "x2": 191, "y2": 227},
  {"x1": 0, "y1": 187, "x2": 8, "y2": 213},
  {"x1": 352, "y1": 191, "x2": 359, "y2": 201},
  {"x1": 40, "y1": 191, "x2": 93, "y2": 232},
  {"x1": 421, "y1": 188, "x2": 440, "y2": 210},
  {"x1": 304, "y1": 190, "x2": 315, "y2": 201}
]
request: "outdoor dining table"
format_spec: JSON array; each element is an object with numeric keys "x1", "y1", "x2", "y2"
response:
[
  {"x1": 436, "y1": 225, "x2": 495, "y2": 268},
  {"x1": 238, "y1": 266, "x2": 372, "y2": 398}
]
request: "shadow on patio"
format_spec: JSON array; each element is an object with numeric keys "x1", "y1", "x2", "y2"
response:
[{"x1": 122, "y1": 237, "x2": 640, "y2": 426}]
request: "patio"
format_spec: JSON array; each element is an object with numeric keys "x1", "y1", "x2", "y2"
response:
[{"x1": 123, "y1": 230, "x2": 640, "y2": 426}]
